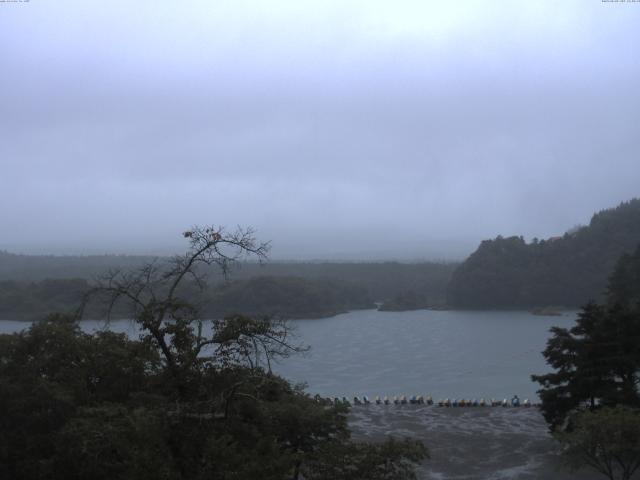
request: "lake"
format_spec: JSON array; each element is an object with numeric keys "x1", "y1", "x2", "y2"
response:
[
  {"x1": 274, "y1": 309, "x2": 575, "y2": 401},
  {"x1": 0, "y1": 309, "x2": 575, "y2": 401},
  {"x1": 3, "y1": 310, "x2": 597, "y2": 478}
]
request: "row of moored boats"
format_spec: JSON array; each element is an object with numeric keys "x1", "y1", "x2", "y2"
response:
[{"x1": 323, "y1": 395, "x2": 534, "y2": 407}]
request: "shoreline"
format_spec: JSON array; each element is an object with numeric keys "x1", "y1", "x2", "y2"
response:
[{"x1": 0, "y1": 307, "x2": 580, "y2": 323}]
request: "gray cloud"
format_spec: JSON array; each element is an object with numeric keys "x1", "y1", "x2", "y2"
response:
[{"x1": 1, "y1": 1, "x2": 639, "y2": 259}]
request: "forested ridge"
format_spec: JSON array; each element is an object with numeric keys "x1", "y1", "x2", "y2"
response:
[
  {"x1": 448, "y1": 199, "x2": 640, "y2": 309},
  {"x1": 0, "y1": 254, "x2": 454, "y2": 320},
  {"x1": 0, "y1": 276, "x2": 373, "y2": 321}
]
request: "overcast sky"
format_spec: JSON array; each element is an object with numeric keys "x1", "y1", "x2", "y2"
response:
[{"x1": 1, "y1": 0, "x2": 639, "y2": 260}]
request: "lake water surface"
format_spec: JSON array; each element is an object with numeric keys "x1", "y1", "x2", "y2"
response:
[
  {"x1": 274, "y1": 309, "x2": 575, "y2": 401},
  {"x1": 1, "y1": 309, "x2": 576, "y2": 401}
]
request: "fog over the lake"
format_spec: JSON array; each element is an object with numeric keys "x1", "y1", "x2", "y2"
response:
[{"x1": 1, "y1": 1, "x2": 639, "y2": 259}]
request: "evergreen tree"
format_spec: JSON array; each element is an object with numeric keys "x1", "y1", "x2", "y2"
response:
[{"x1": 532, "y1": 245, "x2": 640, "y2": 430}]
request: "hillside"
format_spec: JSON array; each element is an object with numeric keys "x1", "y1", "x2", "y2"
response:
[{"x1": 447, "y1": 199, "x2": 640, "y2": 308}]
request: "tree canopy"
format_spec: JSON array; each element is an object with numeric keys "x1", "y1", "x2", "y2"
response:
[
  {"x1": 556, "y1": 407, "x2": 640, "y2": 480},
  {"x1": 0, "y1": 225, "x2": 427, "y2": 480}
]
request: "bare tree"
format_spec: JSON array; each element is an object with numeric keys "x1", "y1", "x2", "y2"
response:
[{"x1": 80, "y1": 225, "x2": 303, "y2": 377}]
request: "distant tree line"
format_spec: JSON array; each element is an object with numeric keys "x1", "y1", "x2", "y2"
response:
[
  {"x1": 0, "y1": 251, "x2": 153, "y2": 281},
  {"x1": 205, "y1": 276, "x2": 373, "y2": 319},
  {"x1": 0, "y1": 252, "x2": 456, "y2": 319},
  {"x1": 0, "y1": 279, "x2": 89, "y2": 320},
  {"x1": 229, "y1": 262, "x2": 456, "y2": 306},
  {"x1": 0, "y1": 275, "x2": 374, "y2": 321},
  {"x1": 448, "y1": 199, "x2": 640, "y2": 309}
]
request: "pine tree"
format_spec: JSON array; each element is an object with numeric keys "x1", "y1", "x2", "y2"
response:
[{"x1": 532, "y1": 245, "x2": 640, "y2": 430}]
